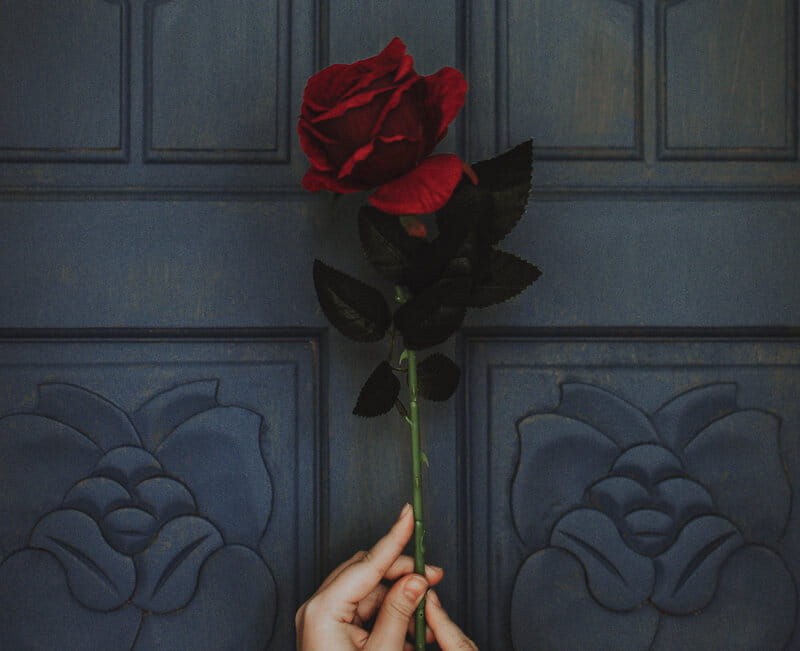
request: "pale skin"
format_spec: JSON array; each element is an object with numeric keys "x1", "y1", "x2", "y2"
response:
[{"x1": 296, "y1": 503, "x2": 478, "y2": 650}]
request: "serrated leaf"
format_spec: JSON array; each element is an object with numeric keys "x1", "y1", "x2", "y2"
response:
[
  {"x1": 418, "y1": 353, "x2": 461, "y2": 401},
  {"x1": 358, "y1": 206, "x2": 425, "y2": 283},
  {"x1": 468, "y1": 249, "x2": 542, "y2": 308},
  {"x1": 313, "y1": 259, "x2": 391, "y2": 342},
  {"x1": 438, "y1": 140, "x2": 532, "y2": 245},
  {"x1": 472, "y1": 140, "x2": 533, "y2": 243},
  {"x1": 353, "y1": 361, "x2": 401, "y2": 417},
  {"x1": 394, "y1": 279, "x2": 469, "y2": 350}
]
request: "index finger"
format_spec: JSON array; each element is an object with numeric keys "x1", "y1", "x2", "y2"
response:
[{"x1": 325, "y1": 503, "x2": 415, "y2": 604}]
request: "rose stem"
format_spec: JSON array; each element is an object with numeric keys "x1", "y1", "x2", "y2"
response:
[
  {"x1": 395, "y1": 286, "x2": 427, "y2": 650},
  {"x1": 407, "y1": 346, "x2": 427, "y2": 650}
]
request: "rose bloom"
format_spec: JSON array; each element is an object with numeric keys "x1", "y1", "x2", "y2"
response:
[{"x1": 298, "y1": 37, "x2": 468, "y2": 216}]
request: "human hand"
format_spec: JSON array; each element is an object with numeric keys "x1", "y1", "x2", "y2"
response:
[
  {"x1": 296, "y1": 503, "x2": 444, "y2": 650},
  {"x1": 425, "y1": 590, "x2": 479, "y2": 650}
]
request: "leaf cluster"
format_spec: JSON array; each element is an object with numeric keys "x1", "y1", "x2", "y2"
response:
[{"x1": 313, "y1": 140, "x2": 541, "y2": 417}]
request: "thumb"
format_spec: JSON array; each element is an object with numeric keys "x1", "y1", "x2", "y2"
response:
[{"x1": 365, "y1": 573, "x2": 428, "y2": 650}]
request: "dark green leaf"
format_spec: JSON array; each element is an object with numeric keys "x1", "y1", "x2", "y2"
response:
[
  {"x1": 313, "y1": 259, "x2": 391, "y2": 342},
  {"x1": 438, "y1": 140, "x2": 533, "y2": 245},
  {"x1": 417, "y1": 353, "x2": 461, "y2": 401},
  {"x1": 468, "y1": 249, "x2": 542, "y2": 308},
  {"x1": 358, "y1": 206, "x2": 425, "y2": 283},
  {"x1": 475, "y1": 140, "x2": 533, "y2": 243},
  {"x1": 353, "y1": 361, "x2": 401, "y2": 417},
  {"x1": 394, "y1": 279, "x2": 469, "y2": 350}
]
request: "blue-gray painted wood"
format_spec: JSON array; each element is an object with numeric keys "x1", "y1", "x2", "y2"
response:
[
  {"x1": 0, "y1": 338, "x2": 319, "y2": 649},
  {"x1": 464, "y1": 337, "x2": 800, "y2": 650},
  {"x1": 0, "y1": 0, "x2": 798, "y2": 649}
]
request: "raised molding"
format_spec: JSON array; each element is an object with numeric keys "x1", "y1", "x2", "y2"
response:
[
  {"x1": 0, "y1": 330, "x2": 323, "y2": 649},
  {"x1": 0, "y1": 0, "x2": 129, "y2": 163},
  {"x1": 656, "y1": 0, "x2": 798, "y2": 161},
  {"x1": 143, "y1": 0, "x2": 290, "y2": 163},
  {"x1": 461, "y1": 331, "x2": 800, "y2": 649},
  {"x1": 502, "y1": 0, "x2": 643, "y2": 161}
]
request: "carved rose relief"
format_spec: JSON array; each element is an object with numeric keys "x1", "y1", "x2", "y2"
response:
[
  {"x1": 0, "y1": 381, "x2": 276, "y2": 650},
  {"x1": 511, "y1": 383, "x2": 796, "y2": 650}
]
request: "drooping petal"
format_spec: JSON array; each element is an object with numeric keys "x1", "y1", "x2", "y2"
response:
[
  {"x1": 133, "y1": 516, "x2": 223, "y2": 613},
  {"x1": 551, "y1": 509, "x2": 654, "y2": 611},
  {"x1": 652, "y1": 545, "x2": 796, "y2": 650},
  {"x1": 513, "y1": 413, "x2": 620, "y2": 549},
  {"x1": 132, "y1": 380, "x2": 219, "y2": 453},
  {"x1": 511, "y1": 548, "x2": 659, "y2": 651},
  {"x1": 0, "y1": 549, "x2": 141, "y2": 650},
  {"x1": 30, "y1": 510, "x2": 136, "y2": 611},
  {"x1": 556, "y1": 383, "x2": 660, "y2": 448},
  {"x1": 423, "y1": 67, "x2": 467, "y2": 145},
  {"x1": 651, "y1": 515, "x2": 743, "y2": 614},
  {"x1": 133, "y1": 546, "x2": 276, "y2": 650},
  {"x1": 682, "y1": 409, "x2": 789, "y2": 545},
  {"x1": 368, "y1": 153, "x2": 464, "y2": 214},
  {"x1": 35, "y1": 384, "x2": 141, "y2": 450},
  {"x1": 0, "y1": 414, "x2": 100, "y2": 554},
  {"x1": 301, "y1": 166, "x2": 368, "y2": 194},
  {"x1": 155, "y1": 407, "x2": 271, "y2": 546}
]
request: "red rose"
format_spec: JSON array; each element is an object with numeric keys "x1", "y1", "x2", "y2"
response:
[{"x1": 298, "y1": 37, "x2": 468, "y2": 215}]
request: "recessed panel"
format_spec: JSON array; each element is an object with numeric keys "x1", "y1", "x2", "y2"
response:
[
  {"x1": 0, "y1": 336, "x2": 319, "y2": 650},
  {"x1": 0, "y1": 0, "x2": 125, "y2": 160},
  {"x1": 508, "y1": 0, "x2": 641, "y2": 159},
  {"x1": 660, "y1": 0, "x2": 796, "y2": 159},
  {"x1": 465, "y1": 337, "x2": 800, "y2": 649},
  {"x1": 147, "y1": 0, "x2": 284, "y2": 162}
]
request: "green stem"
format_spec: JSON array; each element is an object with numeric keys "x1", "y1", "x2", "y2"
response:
[
  {"x1": 407, "y1": 347, "x2": 426, "y2": 650},
  {"x1": 395, "y1": 286, "x2": 425, "y2": 651},
  {"x1": 396, "y1": 286, "x2": 426, "y2": 650}
]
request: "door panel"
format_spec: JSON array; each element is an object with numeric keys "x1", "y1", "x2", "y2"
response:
[
  {"x1": 464, "y1": 337, "x2": 800, "y2": 649},
  {"x1": 1, "y1": 0, "x2": 798, "y2": 649}
]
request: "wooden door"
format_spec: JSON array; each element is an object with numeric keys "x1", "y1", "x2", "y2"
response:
[{"x1": 1, "y1": 1, "x2": 798, "y2": 649}]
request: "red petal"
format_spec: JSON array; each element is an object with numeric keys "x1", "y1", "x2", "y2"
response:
[
  {"x1": 368, "y1": 154, "x2": 464, "y2": 215},
  {"x1": 297, "y1": 119, "x2": 338, "y2": 171},
  {"x1": 423, "y1": 67, "x2": 468, "y2": 143},
  {"x1": 302, "y1": 168, "x2": 368, "y2": 194},
  {"x1": 338, "y1": 141, "x2": 375, "y2": 178},
  {"x1": 301, "y1": 39, "x2": 411, "y2": 114},
  {"x1": 339, "y1": 38, "x2": 412, "y2": 100},
  {"x1": 302, "y1": 64, "x2": 350, "y2": 112}
]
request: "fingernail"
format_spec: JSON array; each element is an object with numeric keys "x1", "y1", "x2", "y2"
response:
[
  {"x1": 427, "y1": 590, "x2": 441, "y2": 607},
  {"x1": 404, "y1": 575, "x2": 428, "y2": 600},
  {"x1": 399, "y1": 503, "x2": 412, "y2": 519},
  {"x1": 425, "y1": 564, "x2": 443, "y2": 574}
]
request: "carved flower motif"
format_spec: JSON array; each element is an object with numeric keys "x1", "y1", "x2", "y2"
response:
[
  {"x1": 0, "y1": 381, "x2": 276, "y2": 650},
  {"x1": 511, "y1": 383, "x2": 796, "y2": 650}
]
